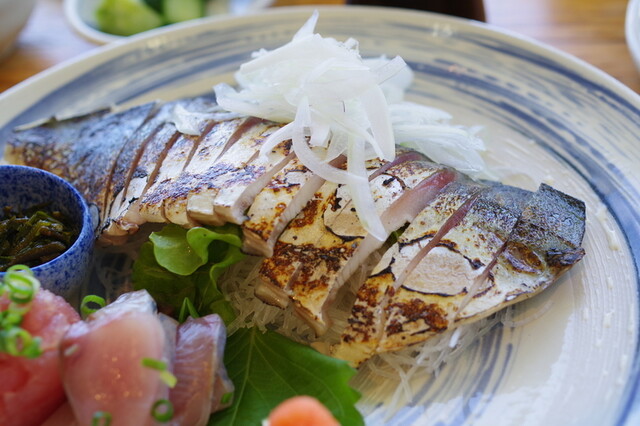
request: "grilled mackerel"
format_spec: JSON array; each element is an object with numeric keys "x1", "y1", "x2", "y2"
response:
[{"x1": 3, "y1": 98, "x2": 586, "y2": 365}]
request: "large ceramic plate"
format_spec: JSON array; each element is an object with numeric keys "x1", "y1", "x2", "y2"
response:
[
  {"x1": 627, "y1": 0, "x2": 640, "y2": 70},
  {"x1": 1, "y1": 6, "x2": 639, "y2": 425}
]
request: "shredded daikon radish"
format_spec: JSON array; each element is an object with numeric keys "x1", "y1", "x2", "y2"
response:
[{"x1": 214, "y1": 10, "x2": 487, "y2": 240}]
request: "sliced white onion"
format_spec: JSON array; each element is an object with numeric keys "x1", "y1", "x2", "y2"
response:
[{"x1": 213, "y1": 11, "x2": 488, "y2": 238}]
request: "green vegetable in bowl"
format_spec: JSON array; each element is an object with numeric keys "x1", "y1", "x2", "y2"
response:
[
  {"x1": 0, "y1": 205, "x2": 78, "y2": 272},
  {"x1": 96, "y1": 0, "x2": 206, "y2": 36}
]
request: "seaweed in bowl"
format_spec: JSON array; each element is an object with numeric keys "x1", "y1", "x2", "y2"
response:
[
  {"x1": 0, "y1": 165, "x2": 96, "y2": 305},
  {"x1": 0, "y1": 203, "x2": 79, "y2": 271}
]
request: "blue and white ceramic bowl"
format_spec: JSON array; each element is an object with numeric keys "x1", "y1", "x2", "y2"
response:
[{"x1": 0, "y1": 165, "x2": 95, "y2": 304}]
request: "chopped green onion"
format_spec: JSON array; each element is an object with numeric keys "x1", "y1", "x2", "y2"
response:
[
  {"x1": 178, "y1": 297, "x2": 200, "y2": 323},
  {"x1": 151, "y1": 399, "x2": 174, "y2": 422},
  {"x1": 142, "y1": 357, "x2": 167, "y2": 370},
  {"x1": 142, "y1": 357, "x2": 178, "y2": 388},
  {"x1": 81, "y1": 295, "x2": 107, "y2": 318},
  {"x1": 0, "y1": 265, "x2": 42, "y2": 358},
  {"x1": 91, "y1": 411, "x2": 112, "y2": 426},
  {"x1": 221, "y1": 391, "x2": 233, "y2": 405},
  {"x1": 0, "y1": 328, "x2": 42, "y2": 358},
  {"x1": 3, "y1": 265, "x2": 39, "y2": 304}
]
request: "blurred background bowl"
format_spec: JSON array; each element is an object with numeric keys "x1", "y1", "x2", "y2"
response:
[
  {"x1": 0, "y1": 0, "x2": 36, "y2": 60},
  {"x1": 64, "y1": 0, "x2": 274, "y2": 45},
  {"x1": 0, "y1": 165, "x2": 96, "y2": 305}
]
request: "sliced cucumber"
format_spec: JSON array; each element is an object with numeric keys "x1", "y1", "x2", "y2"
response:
[
  {"x1": 143, "y1": 0, "x2": 164, "y2": 14},
  {"x1": 96, "y1": 0, "x2": 165, "y2": 36},
  {"x1": 162, "y1": 0, "x2": 205, "y2": 24}
]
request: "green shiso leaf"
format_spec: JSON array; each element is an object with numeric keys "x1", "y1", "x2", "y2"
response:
[{"x1": 209, "y1": 327, "x2": 364, "y2": 426}]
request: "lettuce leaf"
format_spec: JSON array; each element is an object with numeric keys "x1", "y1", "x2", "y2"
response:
[
  {"x1": 132, "y1": 224, "x2": 244, "y2": 323},
  {"x1": 209, "y1": 327, "x2": 364, "y2": 426}
]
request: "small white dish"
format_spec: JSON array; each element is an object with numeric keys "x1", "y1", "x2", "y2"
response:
[
  {"x1": 626, "y1": 0, "x2": 640, "y2": 71},
  {"x1": 64, "y1": 0, "x2": 274, "y2": 44}
]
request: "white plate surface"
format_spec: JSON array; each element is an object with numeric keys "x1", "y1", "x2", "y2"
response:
[{"x1": 2, "y1": 6, "x2": 640, "y2": 425}]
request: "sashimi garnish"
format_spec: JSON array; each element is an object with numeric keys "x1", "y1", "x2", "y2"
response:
[{"x1": 214, "y1": 11, "x2": 486, "y2": 241}]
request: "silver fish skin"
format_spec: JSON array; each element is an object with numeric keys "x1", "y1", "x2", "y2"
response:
[
  {"x1": 137, "y1": 102, "x2": 220, "y2": 225},
  {"x1": 5, "y1": 103, "x2": 155, "y2": 221},
  {"x1": 375, "y1": 182, "x2": 531, "y2": 354},
  {"x1": 160, "y1": 116, "x2": 252, "y2": 227},
  {"x1": 332, "y1": 177, "x2": 485, "y2": 365},
  {"x1": 457, "y1": 183, "x2": 586, "y2": 322},
  {"x1": 100, "y1": 100, "x2": 185, "y2": 242}
]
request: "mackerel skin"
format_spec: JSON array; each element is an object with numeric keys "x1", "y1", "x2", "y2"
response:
[
  {"x1": 332, "y1": 178, "x2": 485, "y2": 365},
  {"x1": 137, "y1": 101, "x2": 219, "y2": 225},
  {"x1": 3, "y1": 108, "x2": 110, "y2": 171},
  {"x1": 5, "y1": 104, "x2": 155, "y2": 218},
  {"x1": 457, "y1": 183, "x2": 586, "y2": 322},
  {"x1": 100, "y1": 100, "x2": 190, "y2": 236},
  {"x1": 376, "y1": 183, "x2": 531, "y2": 354}
]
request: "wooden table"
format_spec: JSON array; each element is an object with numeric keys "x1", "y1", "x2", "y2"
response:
[{"x1": 1, "y1": 0, "x2": 639, "y2": 94}]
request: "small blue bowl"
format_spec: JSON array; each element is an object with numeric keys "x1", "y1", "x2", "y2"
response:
[{"x1": 0, "y1": 165, "x2": 95, "y2": 304}]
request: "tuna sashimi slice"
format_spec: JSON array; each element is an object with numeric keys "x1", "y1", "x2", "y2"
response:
[{"x1": 0, "y1": 290, "x2": 80, "y2": 426}]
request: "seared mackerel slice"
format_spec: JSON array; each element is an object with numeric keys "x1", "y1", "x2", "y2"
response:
[
  {"x1": 185, "y1": 119, "x2": 286, "y2": 225},
  {"x1": 161, "y1": 116, "x2": 254, "y2": 227},
  {"x1": 242, "y1": 147, "x2": 425, "y2": 257},
  {"x1": 242, "y1": 156, "x2": 338, "y2": 257},
  {"x1": 137, "y1": 98, "x2": 220, "y2": 225},
  {"x1": 100, "y1": 101, "x2": 190, "y2": 243},
  {"x1": 375, "y1": 183, "x2": 533, "y2": 355},
  {"x1": 457, "y1": 183, "x2": 585, "y2": 323},
  {"x1": 255, "y1": 155, "x2": 398, "y2": 309},
  {"x1": 332, "y1": 177, "x2": 486, "y2": 365},
  {"x1": 287, "y1": 161, "x2": 457, "y2": 336},
  {"x1": 5, "y1": 104, "x2": 156, "y2": 219}
]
